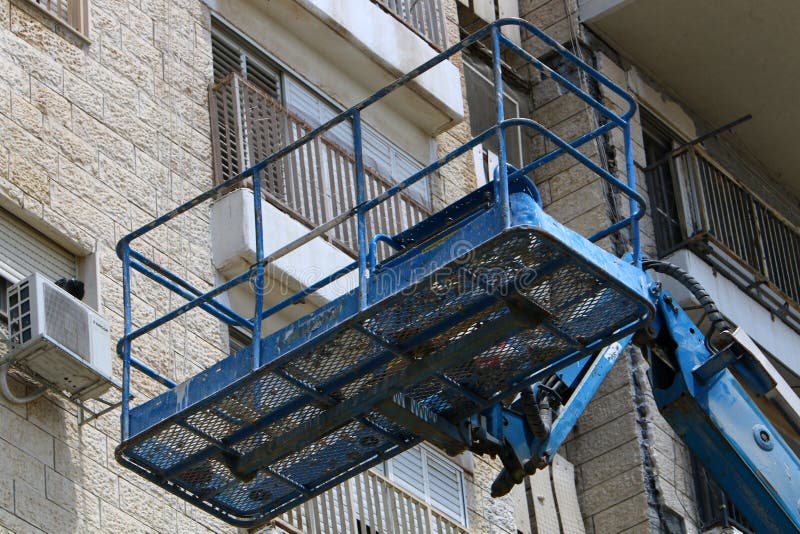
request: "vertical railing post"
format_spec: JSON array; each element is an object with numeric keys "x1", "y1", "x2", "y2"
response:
[
  {"x1": 435, "y1": 0, "x2": 447, "y2": 49},
  {"x1": 623, "y1": 121, "x2": 640, "y2": 265},
  {"x1": 749, "y1": 194, "x2": 770, "y2": 281},
  {"x1": 121, "y1": 241, "x2": 132, "y2": 441},
  {"x1": 252, "y1": 169, "x2": 265, "y2": 369},
  {"x1": 687, "y1": 148, "x2": 710, "y2": 234},
  {"x1": 491, "y1": 27, "x2": 511, "y2": 229},
  {"x1": 353, "y1": 111, "x2": 369, "y2": 311}
]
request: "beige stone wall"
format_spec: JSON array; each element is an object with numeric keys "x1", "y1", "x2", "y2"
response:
[
  {"x1": 0, "y1": 0, "x2": 237, "y2": 530},
  {"x1": 0, "y1": 0, "x2": 525, "y2": 532}
]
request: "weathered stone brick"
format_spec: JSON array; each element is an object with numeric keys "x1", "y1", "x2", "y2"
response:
[
  {"x1": 578, "y1": 466, "x2": 644, "y2": 517},
  {"x1": 10, "y1": 91, "x2": 43, "y2": 136},
  {"x1": 0, "y1": 507, "x2": 45, "y2": 534},
  {"x1": 0, "y1": 404, "x2": 54, "y2": 466},
  {"x1": 44, "y1": 468, "x2": 101, "y2": 526},
  {"x1": 8, "y1": 150, "x2": 50, "y2": 203},
  {"x1": 31, "y1": 78, "x2": 71, "y2": 127},
  {"x1": 53, "y1": 440, "x2": 119, "y2": 503},
  {"x1": 10, "y1": 6, "x2": 87, "y2": 75},
  {"x1": 98, "y1": 500, "x2": 152, "y2": 534},
  {"x1": 591, "y1": 492, "x2": 650, "y2": 534},
  {"x1": 64, "y1": 70, "x2": 102, "y2": 119},
  {"x1": 0, "y1": 438, "x2": 46, "y2": 492}
]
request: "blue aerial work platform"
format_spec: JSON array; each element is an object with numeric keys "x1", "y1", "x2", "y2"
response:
[{"x1": 115, "y1": 20, "x2": 652, "y2": 526}]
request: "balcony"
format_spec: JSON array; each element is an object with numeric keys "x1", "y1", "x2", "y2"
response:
[
  {"x1": 274, "y1": 469, "x2": 468, "y2": 534},
  {"x1": 210, "y1": 73, "x2": 430, "y2": 260},
  {"x1": 373, "y1": 0, "x2": 447, "y2": 50},
  {"x1": 645, "y1": 146, "x2": 800, "y2": 336}
]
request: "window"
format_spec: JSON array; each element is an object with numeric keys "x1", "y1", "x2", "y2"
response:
[
  {"x1": 210, "y1": 19, "x2": 431, "y2": 208},
  {"x1": 642, "y1": 111, "x2": 684, "y2": 255},
  {"x1": 691, "y1": 455, "x2": 753, "y2": 533},
  {"x1": 380, "y1": 444, "x2": 468, "y2": 525},
  {"x1": 228, "y1": 325, "x2": 251, "y2": 354},
  {"x1": 27, "y1": 0, "x2": 89, "y2": 40},
  {"x1": 464, "y1": 53, "x2": 532, "y2": 186},
  {"x1": 0, "y1": 208, "x2": 77, "y2": 283}
]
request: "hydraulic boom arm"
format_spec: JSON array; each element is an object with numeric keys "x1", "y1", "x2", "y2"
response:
[{"x1": 444, "y1": 270, "x2": 800, "y2": 532}]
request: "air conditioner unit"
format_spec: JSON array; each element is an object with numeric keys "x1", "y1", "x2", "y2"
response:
[{"x1": 3, "y1": 273, "x2": 112, "y2": 400}]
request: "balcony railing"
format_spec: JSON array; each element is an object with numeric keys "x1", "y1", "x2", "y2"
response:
[
  {"x1": 274, "y1": 469, "x2": 468, "y2": 534},
  {"x1": 209, "y1": 73, "x2": 430, "y2": 258},
  {"x1": 373, "y1": 0, "x2": 447, "y2": 50},
  {"x1": 645, "y1": 146, "x2": 800, "y2": 331}
]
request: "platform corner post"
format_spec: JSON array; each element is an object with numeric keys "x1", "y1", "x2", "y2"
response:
[
  {"x1": 491, "y1": 26, "x2": 511, "y2": 229},
  {"x1": 252, "y1": 168, "x2": 265, "y2": 369},
  {"x1": 353, "y1": 111, "x2": 369, "y2": 311},
  {"x1": 121, "y1": 241, "x2": 132, "y2": 441}
]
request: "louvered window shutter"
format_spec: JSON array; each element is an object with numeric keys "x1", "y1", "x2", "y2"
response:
[
  {"x1": 426, "y1": 451, "x2": 466, "y2": 523},
  {"x1": 389, "y1": 446, "x2": 427, "y2": 496},
  {"x1": 384, "y1": 445, "x2": 467, "y2": 525},
  {"x1": 0, "y1": 209, "x2": 77, "y2": 282}
]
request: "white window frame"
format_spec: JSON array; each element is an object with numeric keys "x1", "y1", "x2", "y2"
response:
[
  {"x1": 383, "y1": 443, "x2": 469, "y2": 526},
  {"x1": 24, "y1": 0, "x2": 90, "y2": 42}
]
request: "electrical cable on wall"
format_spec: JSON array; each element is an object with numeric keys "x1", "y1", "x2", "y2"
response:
[{"x1": 0, "y1": 324, "x2": 46, "y2": 404}]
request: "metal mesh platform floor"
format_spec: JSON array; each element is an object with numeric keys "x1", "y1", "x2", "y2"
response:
[{"x1": 117, "y1": 224, "x2": 652, "y2": 525}]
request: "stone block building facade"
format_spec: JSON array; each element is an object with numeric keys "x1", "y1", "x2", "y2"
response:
[{"x1": 0, "y1": 0, "x2": 797, "y2": 532}]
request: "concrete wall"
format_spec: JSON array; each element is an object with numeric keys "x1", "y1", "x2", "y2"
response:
[{"x1": 0, "y1": 0, "x2": 235, "y2": 530}]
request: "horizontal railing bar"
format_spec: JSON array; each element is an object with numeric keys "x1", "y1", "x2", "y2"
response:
[
  {"x1": 499, "y1": 35, "x2": 626, "y2": 128},
  {"x1": 129, "y1": 249, "x2": 252, "y2": 329},
  {"x1": 121, "y1": 267, "x2": 253, "y2": 347},
  {"x1": 130, "y1": 357, "x2": 177, "y2": 389},
  {"x1": 502, "y1": 118, "x2": 647, "y2": 218},
  {"x1": 259, "y1": 261, "x2": 358, "y2": 321},
  {"x1": 119, "y1": 19, "x2": 633, "y2": 250}
]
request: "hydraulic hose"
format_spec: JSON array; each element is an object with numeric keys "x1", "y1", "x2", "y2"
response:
[
  {"x1": 520, "y1": 387, "x2": 551, "y2": 439},
  {"x1": 642, "y1": 258, "x2": 731, "y2": 335}
]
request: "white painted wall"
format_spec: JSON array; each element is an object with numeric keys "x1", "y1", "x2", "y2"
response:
[{"x1": 658, "y1": 249, "x2": 800, "y2": 374}]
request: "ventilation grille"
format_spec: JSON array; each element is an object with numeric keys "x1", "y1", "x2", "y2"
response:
[{"x1": 43, "y1": 284, "x2": 91, "y2": 362}]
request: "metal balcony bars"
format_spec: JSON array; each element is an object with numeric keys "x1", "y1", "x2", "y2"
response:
[
  {"x1": 209, "y1": 73, "x2": 431, "y2": 258},
  {"x1": 645, "y1": 145, "x2": 800, "y2": 330},
  {"x1": 374, "y1": 0, "x2": 447, "y2": 50}
]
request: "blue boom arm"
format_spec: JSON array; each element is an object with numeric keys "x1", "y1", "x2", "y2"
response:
[{"x1": 459, "y1": 280, "x2": 800, "y2": 533}]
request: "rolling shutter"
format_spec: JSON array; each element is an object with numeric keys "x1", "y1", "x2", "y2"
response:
[
  {"x1": 0, "y1": 208, "x2": 77, "y2": 282},
  {"x1": 211, "y1": 23, "x2": 281, "y2": 98},
  {"x1": 390, "y1": 446, "x2": 427, "y2": 496}
]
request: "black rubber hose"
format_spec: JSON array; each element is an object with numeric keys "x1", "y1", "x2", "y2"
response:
[
  {"x1": 521, "y1": 387, "x2": 551, "y2": 439},
  {"x1": 642, "y1": 259, "x2": 731, "y2": 334}
]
